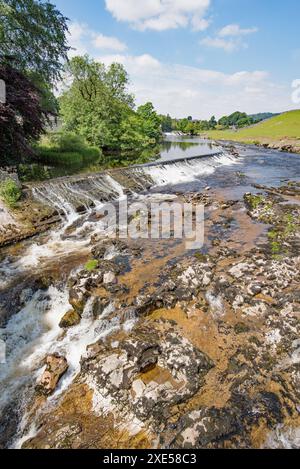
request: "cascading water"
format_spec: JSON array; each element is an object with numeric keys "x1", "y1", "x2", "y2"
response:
[
  {"x1": 0, "y1": 150, "x2": 241, "y2": 447},
  {"x1": 141, "y1": 152, "x2": 239, "y2": 186}
]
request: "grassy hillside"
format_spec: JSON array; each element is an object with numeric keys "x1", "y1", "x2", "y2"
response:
[{"x1": 205, "y1": 110, "x2": 300, "y2": 144}]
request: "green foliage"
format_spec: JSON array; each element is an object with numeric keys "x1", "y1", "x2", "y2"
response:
[
  {"x1": 0, "y1": 0, "x2": 69, "y2": 84},
  {"x1": 85, "y1": 259, "x2": 98, "y2": 271},
  {"x1": 160, "y1": 110, "x2": 273, "y2": 136},
  {"x1": 59, "y1": 56, "x2": 161, "y2": 154},
  {"x1": 246, "y1": 194, "x2": 265, "y2": 210},
  {"x1": 160, "y1": 114, "x2": 219, "y2": 134},
  {"x1": 0, "y1": 178, "x2": 21, "y2": 207},
  {"x1": 218, "y1": 112, "x2": 253, "y2": 129},
  {"x1": 205, "y1": 110, "x2": 300, "y2": 143},
  {"x1": 36, "y1": 132, "x2": 101, "y2": 166},
  {"x1": 136, "y1": 102, "x2": 162, "y2": 143},
  {"x1": 160, "y1": 114, "x2": 173, "y2": 133},
  {"x1": 0, "y1": 1, "x2": 70, "y2": 165}
]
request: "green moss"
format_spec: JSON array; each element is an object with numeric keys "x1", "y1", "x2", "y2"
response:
[
  {"x1": 193, "y1": 252, "x2": 207, "y2": 262},
  {"x1": 85, "y1": 259, "x2": 99, "y2": 271},
  {"x1": 244, "y1": 193, "x2": 265, "y2": 210}
]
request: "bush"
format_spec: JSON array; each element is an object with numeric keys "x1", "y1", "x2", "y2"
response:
[
  {"x1": 0, "y1": 179, "x2": 22, "y2": 208},
  {"x1": 36, "y1": 132, "x2": 101, "y2": 166}
]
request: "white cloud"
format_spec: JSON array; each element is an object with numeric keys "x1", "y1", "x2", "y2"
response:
[
  {"x1": 105, "y1": 0, "x2": 211, "y2": 31},
  {"x1": 65, "y1": 19, "x2": 290, "y2": 119},
  {"x1": 201, "y1": 22, "x2": 258, "y2": 52},
  {"x1": 200, "y1": 36, "x2": 241, "y2": 52},
  {"x1": 92, "y1": 34, "x2": 127, "y2": 51},
  {"x1": 96, "y1": 53, "x2": 292, "y2": 118},
  {"x1": 98, "y1": 53, "x2": 161, "y2": 72},
  {"x1": 218, "y1": 24, "x2": 258, "y2": 37},
  {"x1": 67, "y1": 21, "x2": 127, "y2": 57}
]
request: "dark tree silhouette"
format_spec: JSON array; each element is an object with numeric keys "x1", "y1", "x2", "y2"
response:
[{"x1": 0, "y1": 64, "x2": 51, "y2": 164}]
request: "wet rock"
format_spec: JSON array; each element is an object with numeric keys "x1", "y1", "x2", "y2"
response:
[
  {"x1": 92, "y1": 297, "x2": 111, "y2": 318},
  {"x1": 69, "y1": 287, "x2": 87, "y2": 314},
  {"x1": 36, "y1": 354, "x2": 68, "y2": 396},
  {"x1": 59, "y1": 309, "x2": 81, "y2": 328},
  {"x1": 247, "y1": 284, "x2": 262, "y2": 296}
]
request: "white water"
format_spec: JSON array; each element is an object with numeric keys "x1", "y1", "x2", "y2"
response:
[
  {"x1": 142, "y1": 152, "x2": 239, "y2": 186},
  {"x1": 0, "y1": 151, "x2": 240, "y2": 447},
  {"x1": 0, "y1": 283, "x2": 136, "y2": 448},
  {"x1": 0, "y1": 201, "x2": 18, "y2": 232}
]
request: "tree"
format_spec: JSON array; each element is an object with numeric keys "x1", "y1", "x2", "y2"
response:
[
  {"x1": 0, "y1": 1, "x2": 70, "y2": 165},
  {"x1": 161, "y1": 114, "x2": 173, "y2": 133},
  {"x1": 185, "y1": 121, "x2": 196, "y2": 135},
  {"x1": 0, "y1": 0, "x2": 69, "y2": 84},
  {"x1": 0, "y1": 64, "x2": 50, "y2": 164},
  {"x1": 60, "y1": 56, "x2": 161, "y2": 153},
  {"x1": 136, "y1": 102, "x2": 161, "y2": 142},
  {"x1": 208, "y1": 116, "x2": 217, "y2": 129},
  {"x1": 60, "y1": 56, "x2": 134, "y2": 149}
]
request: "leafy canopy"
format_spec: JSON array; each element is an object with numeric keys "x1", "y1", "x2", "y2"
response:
[
  {"x1": 0, "y1": 0, "x2": 69, "y2": 84},
  {"x1": 60, "y1": 56, "x2": 161, "y2": 152}
]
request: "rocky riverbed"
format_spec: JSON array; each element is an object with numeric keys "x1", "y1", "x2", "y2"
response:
[{"x1": 0, "y1": 176, "x2": 298, "y2": 449}]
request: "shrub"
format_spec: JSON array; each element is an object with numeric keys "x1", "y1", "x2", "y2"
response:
[
  {"x1": 0, "y1": 179, "x2": 22, "y2": 208},
  {"x1": 36, "y1": 132, "x2": 101, "y2": 166}
]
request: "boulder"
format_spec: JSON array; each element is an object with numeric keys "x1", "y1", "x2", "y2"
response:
[
  {"x1": 36, "y1": 354, "x2": 68, "y2": 396},
  {"x1": 103, "y1": 271, "x2": 117, "y2": 285},
  {"x1": 59, "y1": 309, "x2": 81, "y2": 328}
]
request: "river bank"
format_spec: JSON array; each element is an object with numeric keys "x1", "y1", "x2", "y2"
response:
[{"x1": 208, "y1": 137, "x2": 300, "y2": 155}]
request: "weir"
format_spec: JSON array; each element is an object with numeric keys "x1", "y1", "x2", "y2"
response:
[{"x1": 28, "y1": 151, "x2": 238, "y2": 218}]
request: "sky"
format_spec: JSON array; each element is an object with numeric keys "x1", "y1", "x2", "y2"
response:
[{"x1": 53, "y1": 0, "x2": 300, "y2": 119}]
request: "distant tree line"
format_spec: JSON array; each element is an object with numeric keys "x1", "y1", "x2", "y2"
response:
[{"x1": 160, "y1": 111, "x2": 276, "y2": 135}]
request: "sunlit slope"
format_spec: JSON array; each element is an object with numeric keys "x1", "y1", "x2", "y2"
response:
[{"x1": 206, "y1": 110, "x2": 300, "y2": 142}]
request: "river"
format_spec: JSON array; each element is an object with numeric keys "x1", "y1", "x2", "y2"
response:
[{"x1": 0, "y1": 137, "x2": 299, "y2": 449}]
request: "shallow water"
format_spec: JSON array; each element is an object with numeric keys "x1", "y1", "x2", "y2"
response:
[{"x1": 0, "y1": 137, "x2": 300, "y2": 448}]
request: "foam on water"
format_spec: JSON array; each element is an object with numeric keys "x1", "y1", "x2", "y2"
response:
[
  {"x1": 142, "y1": 152, "x2": 239, "y2": 186},
  {"x1": 0, "y1": 282, "x2": 135, "y2": 447},
  {"x1": 0, "y1": 286, "x2": 70, "y2": 411}
]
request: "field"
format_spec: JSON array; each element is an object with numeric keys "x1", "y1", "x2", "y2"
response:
[{"x1": 205, "y1": 110, "x2": 300, "y2": 152}]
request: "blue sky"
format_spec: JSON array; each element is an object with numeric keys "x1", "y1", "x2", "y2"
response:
[{"x1": 53, "y1": 0, "x2": 300, "y2": 118}]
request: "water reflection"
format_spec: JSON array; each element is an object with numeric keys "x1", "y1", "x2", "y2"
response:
[
  {"x1": 158, "y1": 136, "x2": 217, "y2": 162},
  {"x1": 18, "y1": 136, "x2": 218, "y2": 182}
]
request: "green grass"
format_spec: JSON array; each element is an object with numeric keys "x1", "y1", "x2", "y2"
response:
[
  {"x1": 0, "y1": 179, "x2": 21, "y2": 208},
  {"x1": 36, "y1": 132, "x2": 101, "y2": 167},
  {"x1": 205, "y1": 110, "x2": 300, "y2": 143},
  {"x1": 37, "y1": 147, "x2": 101, "y2": 166}
]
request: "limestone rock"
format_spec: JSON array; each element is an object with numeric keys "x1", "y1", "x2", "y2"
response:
[{"x1": 36, "y1": 354, "x2": 68, "y2": 396}]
